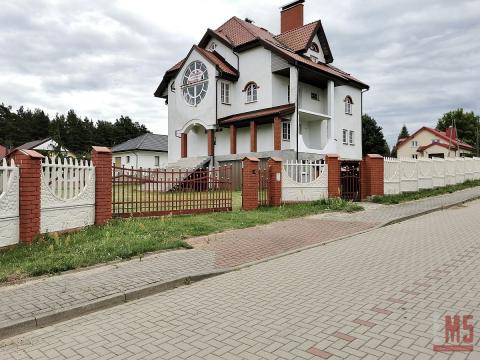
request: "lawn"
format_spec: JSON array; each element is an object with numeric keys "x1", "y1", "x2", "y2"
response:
[
  {"x1": 370, "y1": 179, "x2": 480, "y2": 204},
  {"x1": 0, "y1": 198, "x2": 362, "y2": 283}
]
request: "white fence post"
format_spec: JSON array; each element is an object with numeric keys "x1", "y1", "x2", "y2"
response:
[{"x1": 0, "y1": 158, "x2": 20, "y2": 247}]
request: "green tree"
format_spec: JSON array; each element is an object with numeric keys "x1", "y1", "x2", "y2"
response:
[
  {"x1": 397, "y1": 125, "x2": 409, "y2": 140},
  {"x1": 436, "y1": 109, "x2": 479, "y2": 155},
  {"x1": 362, "y1": 114, "x2": 390, "y2": 157}
]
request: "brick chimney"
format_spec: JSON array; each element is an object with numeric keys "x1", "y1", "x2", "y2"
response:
[
  {"x1": 446, "y1": 126, "x2": 457, "y2": 140},
  {"x1": 281, "y1": 0, "x2": 305, "y2": 33}
]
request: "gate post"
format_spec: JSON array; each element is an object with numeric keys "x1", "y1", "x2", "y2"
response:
[
  {"x1": 9, "y1": 149, "x2": 43, "y2": 243},
  {"x1": 242, "y1": 156, "x2": 259, "y2": 210},
  {"x1": 362, "y1": 154, "x2": 384, "y2": 198},
  {"x1": 268, "y1": 157, "x2": 282, "y2": 206},
  {"x1": 326, "y1": 154, "x2": 340, "y2": 198},
  {"x1": 91, "y1": 146, "x2": 112, "y2": 225}
]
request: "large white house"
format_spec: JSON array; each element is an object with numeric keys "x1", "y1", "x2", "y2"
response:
[{"x1": 155, "y1": 0, "x2": 369, "y2": 167}]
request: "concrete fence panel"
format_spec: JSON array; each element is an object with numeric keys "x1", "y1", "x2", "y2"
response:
[
  {"x1": 282, "y1": 160, "x2": 328, "y2": 202},
  {"x1": 0, "y1": 159, "x2": 19, "y2": 247},
  {"x1": 40, "y1": 157, "x2": 95, "y2": 233}
]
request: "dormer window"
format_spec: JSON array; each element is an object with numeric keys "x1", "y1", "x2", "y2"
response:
[
  {"x1": 310, "y1": 55, "x2": 318, "y2": 63},
  {"x1": 310, "y1": 42, "x2": 319, "y2": 52},
  {"x1": 344, "y1": 96, "x2": 353, "y2": 115},
  {"x1": 244, "y1": 82, "x2": 258, "y2": 103},
  {"x1": 208, "y1": 42, "x2": 217, "y2": 51}
]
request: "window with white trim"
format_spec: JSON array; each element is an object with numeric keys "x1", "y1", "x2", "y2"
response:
[
  {"x1": 282, "y1": 122, "x2": 291, "y2": 141},
  {"x1": 221, "y1": 82, "x2": 230, "y2": 104},
  {"x1": 311, "y1": 92, "x2": 319, "y2": 101},
  {"x1": 349, "y1": 130, "x2": 355, "y2": 145},
  {"x1": 342, "y1": 129, "x2": 348, "y2": 144},
  {"x1": 245, "y1": 82, "x2": 258, "y2": 103},
  {"x1": 412, "y1": 140, "x2": 418, "y2": 147},
  {"x1": 208, "y1": 42, "x2": 217, "y2": 51},
  {"x1": 154, "y1": 156, "x2": 160, "y2": 167},
  {"x1": 344, "y1": 96, "x2": 353, "y2": 115},
  {"x1": 126, "y1": 156, "x2": 130, "y2": 164},
  {"x1": 310, "y1": 55, "x2": 318, "y2": 63}
]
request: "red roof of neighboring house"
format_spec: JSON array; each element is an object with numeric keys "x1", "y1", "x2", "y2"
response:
[
  {"x1": 156, "y1": 15, "x2": 367, "y2": 98},
  {"x1": 397, "y1": 126, "x2": 474, "y2": 152},
  {"x1": 0, "y1": 145, "x2": 7, "y2": 158},
  {"x1": 218, "y1": 104, "x2": 295, "y2": 126}
]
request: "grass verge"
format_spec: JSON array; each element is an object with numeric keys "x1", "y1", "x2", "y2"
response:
[
  {"x1": 370, "y1": 179, "x2": 480, "y2": 205},
  {"x1": 0, "y1": 198, "x2": 362, "y2": 283}
]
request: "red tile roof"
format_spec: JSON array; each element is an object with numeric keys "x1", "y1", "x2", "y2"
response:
[
  {"x1": 397, "y1": 126, "x2": 474, "y2": 152},
  {"x1": 219, "y1": 104, "x2": 295, "y2": 125},
  {"x1": 194, "y1": 46, "x2": 238, "y2": 78},
  {"x1": 274, "y1": 21, "x2": 318, "y2": 52}
]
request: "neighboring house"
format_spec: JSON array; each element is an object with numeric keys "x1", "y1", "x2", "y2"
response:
[
  {"x1": 155, "y1": 0, "x2": 369, "y2": 167},
  {"x1": 396, "y1": 126, "x2": 474, "y2": 159},
  {"x1": 112, "y1": 133, "x2": 168, "y2": 168},
  {"x1": 0, "y1": 145, "x2": 7, "y2": 159},
  {"x1": 14, "y1": 138, "x2": 71, "y2": 157}
]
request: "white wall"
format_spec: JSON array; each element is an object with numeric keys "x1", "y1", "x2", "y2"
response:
[
  {"x1": 299, "y1": 82, "x2": 326, "y2": 114},
  {"x1": 113, "y1": 151, "x2": 168, "y2": 168},
  {"x1": 304, "y1": 35, "x2": 326, "y2": 63},
  {"x1": 334, "y1": 85, "x2": 362, "y2": 160},
  {"x1": 272, "y1": 74, "x2": 289, "y2": 106},
  {"x1": 257, "y1": 124, "x2": 274, "y2": 152}
]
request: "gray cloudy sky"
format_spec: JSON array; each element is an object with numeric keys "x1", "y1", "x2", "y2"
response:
[{"x1": 1, "y1": 0, "x2": 479, "y2": 147}]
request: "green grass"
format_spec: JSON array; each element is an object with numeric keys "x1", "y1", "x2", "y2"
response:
[
  {"x1": 370, "y1": 179, "x2": 480, "y2": 205},
  {"x1": 0, "y1": 198, "x2": 362, "y2": 283}
]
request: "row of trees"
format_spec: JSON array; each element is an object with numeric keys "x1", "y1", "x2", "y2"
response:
[
  {"x1": 0, "y1": 104, "x2": 149, "y2": 156},
  {"x1": 362, "y1": 109, "x2": 480, "y2": 158}
]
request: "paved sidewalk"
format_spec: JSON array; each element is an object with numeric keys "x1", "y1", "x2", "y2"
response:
[
  {"x1": 0, "y1": 186, "x2": 479, "y2": 338},
  {"x1": 2, "y1": 194, "x2": 480, "y2": 359}
]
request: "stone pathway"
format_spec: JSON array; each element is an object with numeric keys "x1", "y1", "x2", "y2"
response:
[
  {"x1": 0, "y1": 186, "x2": 479, "y2": 337},
  {"x1": 2, "y1": 193, "x2": 480, "y2": 359}
]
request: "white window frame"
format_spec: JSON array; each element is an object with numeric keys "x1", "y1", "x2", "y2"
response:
[
  {"x1": 412, "y1": 140, "x2": 418, "y2": 147},
  {"x1": 310, "y1": 55, "x2": 318, "y2": 63},
  {"x1": 126, "y1": 155, "x2": 130, "y2": 164},
  {"x1": 245, "y1": 83, "x2": 258, "y2": 103},
  {"x1": 221, "y1": 82, "x2": 230, "y2": 104},
  {"x1": 282, "y1": 122, "x2": 291, "y2": 141},
  {"x1": 344, "y1": 96, "x2": 353, "y2": 115},
  {"x1": 154, "y1": 156, "x2": 160, "y2": 167},
  {"x1": 311, "y1": 92, "x2": 319, "y2": 101},
  {"x1": 349, "y1": 130, "x2": 355, "y2": 145},
  {"x1": 342, "y1": 129, "x2": 348, "y2": 144},
  {"x1": 412, "y1": 154, "x2": 418, "y2": 159},
  {"x1": 208, "y1": 42, "x2": 217, "y2": 51}
]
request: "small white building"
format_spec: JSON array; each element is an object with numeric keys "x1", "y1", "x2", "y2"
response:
[
  {"x1": 112, "y1": 133, "x2": 168, "y2": 168},
  {"x1": 16, "y1": 137, "x2": 71, "y2": 157},
  {"x1": 155, "y1": 0, "x2": 369, "y2": 168}
]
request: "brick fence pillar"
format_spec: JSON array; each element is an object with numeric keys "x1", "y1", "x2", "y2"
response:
[
  {"x1": 326, "y1": 154, "x2": 341, "y2": 198},
  {"x1": 9, "y1": 149, "x2": 43, "y2": 243},
  {"x1": 242, "y1": 156, "x2": 259, "y2": 210},
  {"x1": 268, "y1": 157, "x2": 282, "y2": 206},
  {"x1": 91, "y1": 146, "x2": 112, "y2": 225},
  {"x1": 362, "y1": 154, "x2": 384, "y2": 198}
]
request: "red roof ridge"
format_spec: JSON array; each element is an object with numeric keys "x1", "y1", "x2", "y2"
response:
[{"x1": 274, "y1": 20, "x2": 320, "y2": 36}]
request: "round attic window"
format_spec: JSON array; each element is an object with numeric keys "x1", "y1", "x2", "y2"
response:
[{"x1": 182, "y1": 61, "x2": 209, "y2": 106}]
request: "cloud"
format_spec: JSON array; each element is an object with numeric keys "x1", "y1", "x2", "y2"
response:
[{"x1": 0, "y1": 0, "x2": 479, "y2": 148}]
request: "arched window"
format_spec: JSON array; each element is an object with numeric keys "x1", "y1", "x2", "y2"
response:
[
  {"x1": 208, "y1": 42, "x2": 217, "y2": 52},
  {"x1": 344, "y1": 96, "x2": 353, "y2": 115},
  {"x1": 310, "y1": 42, "x2": 319, "y2": 52},
  {"x1": 244, "y1": 82, "x2": 258, "y2": 103}
]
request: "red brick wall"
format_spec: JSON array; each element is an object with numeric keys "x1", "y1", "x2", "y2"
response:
[
  {"x1": 91, "y1": 146, "x2": 112, "y2": 225},
  {"x1": 242, "y1": 157, "x2": 259, "y2": 210},
  {"x1": 181, "y1": 133, "x2": 187, "y2": 158},
  {"x1": 281, "y1": 3, "x2": 304, "y2": 33},
  {"x1": 362, "y1": 154, "x2": 384, "y2": 198},
  {"x1": 326, "y1": 154, "x2": 340, "y2": 198},
  {"x1": 207, "y1": 129, "x2": 214, "y2": 157},
  {"x1": 273, "y1": 116, "x2": 281, "y2": 151},
  {"x1": 268, "y1": 157, "x2": 282, "y2": 206},
  {"x1": 10, "y1": 150, "x2": 43, "y2": 243},
  {"x1": 230, "y1": 125, "x2": 237, "y2": 154},
  {"x1": 250, "y1": 121, "x2": 257, "y2": 152}
]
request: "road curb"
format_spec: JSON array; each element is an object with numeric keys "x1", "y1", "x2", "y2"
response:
[{"x1": 1, "y1": 193, "x2": 479, "y2": 341}]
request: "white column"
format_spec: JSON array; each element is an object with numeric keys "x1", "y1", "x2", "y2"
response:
[
  {"x1": 327, "y1": 80, "x2": 335, "y2": 141},
  {"x1": 289, "y1": 66, "x2": 299, "y2": 153}
]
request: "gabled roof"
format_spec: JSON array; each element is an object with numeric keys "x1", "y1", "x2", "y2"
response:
[
  {"x1": 274, "y1": 20, "x2": 333, "y2": 62},
  {"x1": 154, "y1": 45, "x2": 239, "y2": 98},
  {"x1": 17, "y1": 138, "x2": 51, "y2": 150},
  {"x1": 397, "y1": 126, "x2": 474, "y2": 151},
  {"x1": 112, "y1": 133, "x2": 168, "y2": 153},
  {"x1": 218, "y1": 104, "x2": 295, "y2": 125}
]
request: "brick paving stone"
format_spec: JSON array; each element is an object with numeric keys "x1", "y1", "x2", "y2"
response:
[{"x1": 1, "y1": 197, "x2": 480, "y2": 358}]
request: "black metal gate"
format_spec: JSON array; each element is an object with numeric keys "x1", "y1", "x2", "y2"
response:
[{"x1": 340, "y1": 161, "x2": 361, "y2": 201}]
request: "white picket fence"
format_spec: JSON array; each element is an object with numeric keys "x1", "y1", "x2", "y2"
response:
[
  {"x1": 0, "y1": 159, "x2": 20, "y2": 247},
  {"x1": 384, "y1": 157, "x2": 480, "y2": 195},
  {"x1": 41, "y1": 157, "x2": 96, "y2": 233},
  {"x1": 282, "y1": 160, "x2": 328, "y2": 202}
]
